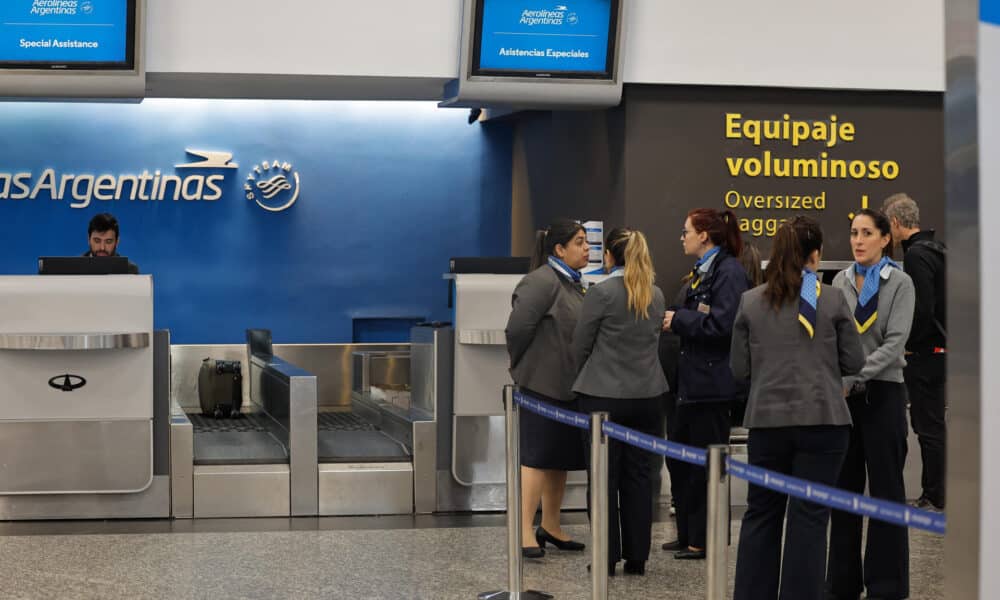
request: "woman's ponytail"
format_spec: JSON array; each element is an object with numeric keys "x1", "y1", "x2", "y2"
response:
[
  {"x1": 763, "y1": 216, "x2": 823, "y2": 310},
  {"x1": 721, "y1": 210, "x2": 743, "y2": 258},
  {"x1": 607, "y1": 228, "x2": 656, "y2": 319}
]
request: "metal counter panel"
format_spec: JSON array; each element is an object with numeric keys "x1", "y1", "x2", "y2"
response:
[
  {"x1": 193, "y1": 464, "x2": 290, "y2": 518},
  {"x1": 451, "y1": 275, "x2": 520, "y2": 417},
  {"x1": 0, "y1": 420, "x2": 152, "y2": 495},
  {"x1": 0, "y1": 475, "x2": 169, "y2": 521},
  {"x1": 318, "y1": 462, "x2": 413, "y2": 516}
]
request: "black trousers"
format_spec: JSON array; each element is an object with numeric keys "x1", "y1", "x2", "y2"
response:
[
  {"x1": 672, "y1": 401, "x2": 730, "y2": 549},
  {"x1": 904, "y1": 353, "x2": 946, "y2": 507},
  {"x1": 663, "y1": 392, "x2": 683, "y2": 507},
  {"x1": 733, "y1": 425, "x2": 850, "y2": 600},
  {"x1": 579, "y1": 395, "x2": 664, "y2": 565},
  {"x1": 827, "y1": 381, "x2": 910, "y2": 600}
]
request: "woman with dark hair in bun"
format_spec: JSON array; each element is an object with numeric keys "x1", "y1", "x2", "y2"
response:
[
  {"x1": 505, "y1": 218, "x2": 590, "y2": 559},
  {"x1": 661, "y1": 208, "x2": 750, "y2": 560}
]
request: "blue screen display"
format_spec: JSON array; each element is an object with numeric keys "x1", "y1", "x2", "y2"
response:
[
  {"x1": 476, "y1": 0, "x2": 614, "y2": 76},
  {"x1": 0, "y1": 0, "x2": 130, "y2": 66}
]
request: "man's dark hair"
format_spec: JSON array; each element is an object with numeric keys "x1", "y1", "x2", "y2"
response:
[{"x1": 88, "y1": 213, "x2": 120, "y2": 237}]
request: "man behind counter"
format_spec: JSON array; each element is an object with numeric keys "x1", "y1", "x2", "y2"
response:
[{"x1": 83, "y1": 213, "x2": 140, "y2": 274}]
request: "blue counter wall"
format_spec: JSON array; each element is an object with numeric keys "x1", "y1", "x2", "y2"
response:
[{"x1": 0, "y1": 100, "x2": 512, "y2": 343}]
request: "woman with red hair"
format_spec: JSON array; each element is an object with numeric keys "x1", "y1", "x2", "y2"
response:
[{"x1": 661, "y1": 208, "x2": 750, "y2": 559}]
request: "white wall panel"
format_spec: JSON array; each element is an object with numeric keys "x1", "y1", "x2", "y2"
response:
[{"x1": 145, "y1": 0, "x2": 945, "y2": 94}]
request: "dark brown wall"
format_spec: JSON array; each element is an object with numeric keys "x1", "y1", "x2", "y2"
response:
[
  {"x1": 512, "y1": 85, "x2": 946, "y2": 290},
  {"x1": 624, "y1": 85, "x2": 945, "y2": 287},
  {"x1": 511, "y1": 108, "x2": 627, "y2": 256}
]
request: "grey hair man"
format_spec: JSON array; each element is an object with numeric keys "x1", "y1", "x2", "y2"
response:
[{"x1": 882, "y1": 193, "x2": 946, "y2": 511}]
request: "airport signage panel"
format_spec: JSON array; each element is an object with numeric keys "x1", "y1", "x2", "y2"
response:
[
  {"x1": 0, "y1": 0, "x2": 131, "y2": 66},
  {"x1": 473, "y1": 0, "x2": 616, "y2": 77}
]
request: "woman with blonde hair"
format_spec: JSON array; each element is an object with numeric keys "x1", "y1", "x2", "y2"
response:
[{"x1": 572, "y1": 227, "x2": 669, "y2": 576}]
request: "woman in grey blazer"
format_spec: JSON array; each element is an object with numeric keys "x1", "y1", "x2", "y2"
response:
[
  {"x1": 505, "y1": 219, "x2": 590, "y2": 559},
  {"x1": 827, "y1": 209, "x2": 915, "y2": 600},
  {"x1": 573, "y1": 227, "x2": 669, "y2": 576},
  {"x1": 731, "y1": 216, "x2": 864, "y2": 600}
]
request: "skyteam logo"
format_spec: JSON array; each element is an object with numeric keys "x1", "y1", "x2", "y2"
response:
[{"x1": 245, "y1": 160, "x2": 300, "y2": 212}]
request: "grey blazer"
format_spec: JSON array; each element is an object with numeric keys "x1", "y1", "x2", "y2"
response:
[
  {"x1": 832, "y1": 265, "x2": 915, "y2": 387},
  {"x1": 730, "y1": 283, "x2": 865, "y2": 428},
  {"x1": 572, "y1": 276, "x2": 669, "y2": 399},
  {"x1": 506, "y1": 265, "x2": 585, "y2": 401}
]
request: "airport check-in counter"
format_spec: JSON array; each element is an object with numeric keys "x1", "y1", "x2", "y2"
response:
[
  {"x1": 169, "y1": 334, "x2": 435, "y2": 518},
  {"x1": 315, "y1": 350, "x2": 420, "y2": 516},
  {"x1": 169, "y1": 337, "x2": 318, "y2": 518},
  {"x1": 439, "y1": 273, "x2": 591, "y2": 512},
  {"x1": 0, "y1": 276, "x2": 172, "y2": 520}
]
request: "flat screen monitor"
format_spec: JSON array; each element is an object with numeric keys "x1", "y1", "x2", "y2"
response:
[
  {"x1": 38, "y1": 256, "x2": 130, "y2": 275},
  {"x1": 471, "y1": 0, "x2": 619, "y2": 79},
  {"x1": 0, "y1": 0, "x2": 137, "y2": 70}
]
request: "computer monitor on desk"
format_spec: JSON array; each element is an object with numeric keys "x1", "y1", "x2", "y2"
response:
[{"x1": 38, "y1": 256, "x2": 132, "y2": 275}]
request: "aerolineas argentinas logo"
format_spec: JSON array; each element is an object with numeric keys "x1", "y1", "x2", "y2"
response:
[
  {"x1": 244, "y1": 160, "x2": 300, "y2": 213},
  {"x1": 0, "y1": 149, "x2": 300, "y2": 212},
  {"x1": 0, "y1": 149, "x2": 236, "y2": 209},
  {"x1": 520, "y1": 4, "x2": 577, "y2": 26}
]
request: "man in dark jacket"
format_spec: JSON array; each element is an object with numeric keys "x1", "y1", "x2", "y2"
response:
[{"x1": 883, "y1": 193, "x2": 946, "y2": 511}]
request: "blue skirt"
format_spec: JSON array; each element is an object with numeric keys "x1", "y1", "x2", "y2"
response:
[{"x1": 518, "y1": 388, "x2": 587, "y2": 471}]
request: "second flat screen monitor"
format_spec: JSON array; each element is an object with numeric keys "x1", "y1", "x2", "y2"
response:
[{"x1": 472, "y1": 0, "x2": 618, "y2": 79}]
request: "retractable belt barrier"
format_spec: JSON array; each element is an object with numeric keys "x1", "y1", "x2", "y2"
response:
[{"x1": 513, "y1": 390, "x2": 946, "y2": 536}]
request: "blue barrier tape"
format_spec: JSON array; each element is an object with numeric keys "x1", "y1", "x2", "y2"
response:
[
  {"x1": 602, "y1": 421, "x2": 707, "y2": 467},
  {"x1": 726, "y1": 459, "x2": 946, "y2": 535},
  {"x1": 512, "y1": 391, "x2": 591, "y2": 430},
  {"x1": 513, "y1": 391, "x2": 709, "y2": 466},
  {"x1": 512, "y1": 389, "x2": 946, "y2": 535}
]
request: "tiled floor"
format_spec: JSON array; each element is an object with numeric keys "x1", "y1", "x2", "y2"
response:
[{"x1": 0, "y1": 512, "x2": 943, "y2": 599}]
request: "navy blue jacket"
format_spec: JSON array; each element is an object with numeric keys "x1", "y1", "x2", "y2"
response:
[{"x1": 670, "y1": 250, "x2": 750, "y2": 405}]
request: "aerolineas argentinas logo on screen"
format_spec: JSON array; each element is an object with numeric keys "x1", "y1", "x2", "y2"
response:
[
  {"x1": 520, "y1": 4, "x2": 577, "y2": 26},
  {"x1": 31, "y1": 0, "x2": 85, "y2": 17}
]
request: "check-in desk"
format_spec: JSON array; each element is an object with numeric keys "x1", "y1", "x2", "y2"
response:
[
  {"x1": 170, "y1": 344, "x2": 318, "y2": 518},
  {"x1": 439, "y1": 273, "x2": 591, "y2": 512},
  {"x1": 0, "y1": 275, "x2": 170, "y2": 519}
]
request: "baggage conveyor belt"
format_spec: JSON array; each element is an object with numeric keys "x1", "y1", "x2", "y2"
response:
[
  {"x1": 317, "y1": 412, "x2": 410, "y2": 463},
  {"x1": 188, "y1": 412, "x2": 411, "y2": 465},
  {"x1": 189, "y1": 413, "x2": 288, "y2": 466}
]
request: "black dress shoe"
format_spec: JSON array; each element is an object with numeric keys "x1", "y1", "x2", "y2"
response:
[
  {"x1": 623, "y1": 560, "x2": 645, "y2": 575},
  {"x1": 674, "y1": 548, "x2": 706, "y2": 560},
  {"x1": 522, "y1": 546, "x2": 545, "y2": 559},
  {"x1": 535, "y1": 526, "x2": 585, "y2": 551},
  {"x1": 586, "y1": 563, "x2": 617, "y2": 577},
  {"x1": 661, "y1": 540, "x2": 685, "y2": 551}
]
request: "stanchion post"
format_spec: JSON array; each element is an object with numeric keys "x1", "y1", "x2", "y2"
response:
[
  {"x1": 591, "y1": 412, "x2": 610, "y2": 600},
  {"x1": 479, "y1": 385, "x2": 552, "y2": 600},
  {"x1": 705, "y1": 444, "x2": 730, "y2": 600}
]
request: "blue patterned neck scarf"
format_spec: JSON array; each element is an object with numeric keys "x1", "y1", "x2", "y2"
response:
[
  {"x1": 548, "y1": 256, "x2": 582, "y2": 283},
  {"x1": 799, "y1": 268, "x2": 820, "y2": 338},
  {"x1": 690, "y1": 246, "x2": 720, "y2": 289},
  {"x1": 853, "y1": 256, "x2": 898, "y2": 333}
]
